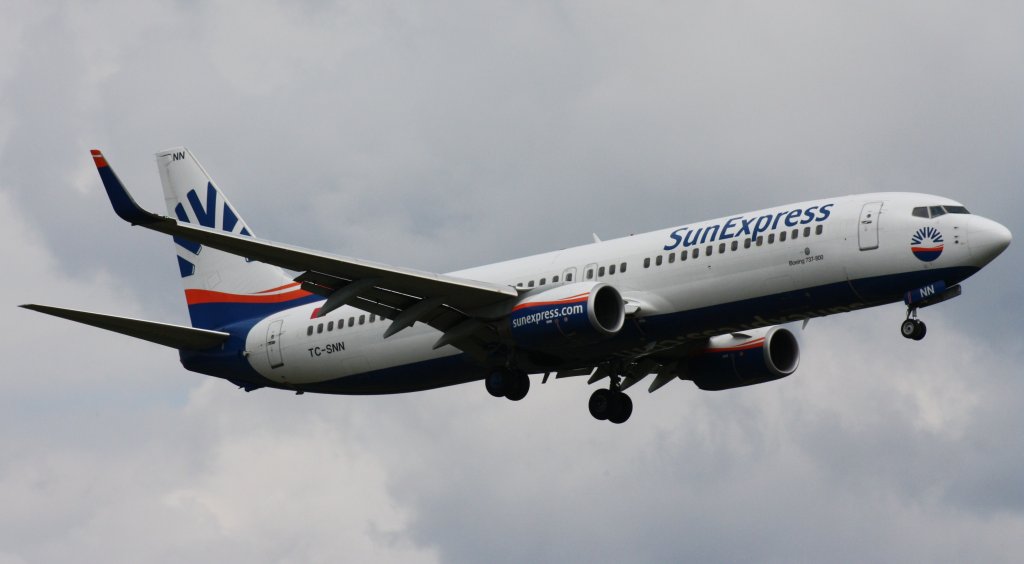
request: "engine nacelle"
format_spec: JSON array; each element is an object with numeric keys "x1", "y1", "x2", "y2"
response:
[
  {"x1": 687, "y1": 326, "x2": 800, "y2": 391},
  {"x1": 509, "y1": 282, "x2": 625, "y2": 348}
]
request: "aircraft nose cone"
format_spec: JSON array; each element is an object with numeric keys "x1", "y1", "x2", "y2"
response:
[{"x1": 968, "y1": 216, "x2": 1012, "y2": 265}]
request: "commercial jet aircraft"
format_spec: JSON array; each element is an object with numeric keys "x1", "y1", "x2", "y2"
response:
[{"x1": 22, "y1": 148, "x2": 1012, "y2": 423}]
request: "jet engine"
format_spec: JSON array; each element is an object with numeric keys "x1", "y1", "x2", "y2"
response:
[
  {"x1": 687, "y1": 326, "x2": 800, "y2": 391},
  {"x1": 508, "y1": 282, "x2": 625, "y2": 348}
]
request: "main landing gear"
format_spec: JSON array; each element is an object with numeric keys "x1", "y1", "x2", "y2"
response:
[
  {"x1": 588, "y1": 379, "x2": 633, "y2": 424},
  {"x1": 901, "y1": 308, "x2": 927, "y2": 341},
  {"x1": 485, "y1": 369, "x2": 530, "y2": 401}
]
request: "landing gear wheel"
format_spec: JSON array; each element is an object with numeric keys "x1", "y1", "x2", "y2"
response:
[
  {"x1": 589, "y1": 389, "x2": 611, "y2": 420},
  {"x1": 485, "y1": 371, "x2": 506, "y2": 397},
  {"x1": 607, "y1": 392, "x2": 633, "y2": 424},
  {"x1": 901, "y1": 319, "x2": 918, "y2": 339},
  {"x1": 901, "y1": 319, "x2": 927, "y2": 340},
  {"x1": 911, "y1": 320, "x2": 927, "y2": 341},
  {"x1": 504, "y1": 372, "x2": 530, "y2": 401}
]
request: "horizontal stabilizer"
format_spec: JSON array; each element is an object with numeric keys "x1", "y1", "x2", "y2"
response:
[{"x1": 20, "y1": 304, "x2": 230, "y2": 350}]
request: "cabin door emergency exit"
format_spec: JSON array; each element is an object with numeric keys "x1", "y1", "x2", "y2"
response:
[
  {"x1": 859, "y1": 202, "x2": 883, "y2": 251},
  {"x1": 267, "y1": 319, "x2": 284, "y2": 369}
]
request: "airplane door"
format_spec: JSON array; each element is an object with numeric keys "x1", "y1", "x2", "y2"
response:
[
  {"x1": 858, "y1": 202, "x2": 883, "y2": 251},
  {"x1": 562, "y1": 267, "x2": 577, "y2": 283},
  {"x1": 584, "y1": 263, "x2": 598, "y2": 281},
  {"x1": 266, "y1": 319, "x2": 284, "y2": 369}
]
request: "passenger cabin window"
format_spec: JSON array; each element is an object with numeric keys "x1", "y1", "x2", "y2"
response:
[
  {"x1": 756, "y1": 236, "x2": 764, "y2": 247},
  {"x1": 744, "y1": 238, "x2": 751, "y2": 249},
  {"x1": 667, "y1": 253, "x2": 675, "y2": 264},
  {"x1": 539, "y1": 278, "x2": 546, "y2": 285},
  {"x1": 731, "y1": 240, "x2": 738, "y2": 251},
  {"x1": 680, "y1": 250, "x2": 687, "y2": 261},
  {"x1": 803, "y1": 226, "x2": 811, "y2": 237},
  {"x1": 349, "y1": 317, "x2": 355, "y2": 327},
  {"x1": 359, "y1": 315, "x2": 365, "y2": 325},
  {"x1": 369, "y1": 314, "x2": 375, "y2": 323},
  {"x1": 317, "y1": 323, "x2": 324, "y2": 334},
  {"x1": 767, "y1": 234, "x2": 774, "y2": 244},
  {"x1": 620, "y1": 262, "x2": 627, "y2": 272},
  {"x1": 706, "y1": 245, "x2": 713, "y2": 256},
  {"x1": 609, "y1": 264, "x2": 617, "y2": 274},
  {"x1": 792, "y1": 229, "x2": 799, "y2": 240},
  {"x1": 719, "y1": 242, "x2": 726, "y2": 253},
  {"x1": 307, "y1": 326, "x2": 313, "y2": 336},
  {"x1": 780, "y1": 231, "x2": 787, "y2": 242},
  {"x1": 644, "y1": 258, "x2": 651, "y2": 268},
  {"x1": 816, "y1": 225, "x2": 823, "y2": 235},
  {"x1": 692, "y1": 248, "x2": 699, "y2": 259},
  {"x1": 655, "y1": 256, "x2": 663, "y2": 266},
  {"x1": 566, "y1": 272, "x2": 573, "y2": 281},
  {"x1": 327, "y1": 321, "x2": 334, "y2": 331},
  {"x1": 528, "y1": 280, "x2": 535, "y2": 287},
  {"x1": 586, "y1": 269, "x2": 594, "y2": 280},
  {"x1": 598, "y1": 266, "x2": 606, "y2": 277}
]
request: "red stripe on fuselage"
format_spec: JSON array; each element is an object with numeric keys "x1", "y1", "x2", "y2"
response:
[
  {"x1": 912, "y1": 246, "x2": 943, "y2": 252},
  {"x1": 255, "y1": 282, "x2": 302, "y2": 294},
  {"x1": 185, "y1": 287, "x2": 313, "y2": 305}
]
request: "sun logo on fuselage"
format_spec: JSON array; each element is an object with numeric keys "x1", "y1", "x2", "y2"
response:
[
  {"x1": 173, "y1": 182, "x2": 252, "y2": 277},
  {"x1": 911, "y1": 226, "x2": 944, "y2": 262}
]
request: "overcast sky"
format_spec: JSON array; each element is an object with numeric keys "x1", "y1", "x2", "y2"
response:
[{"x1": 2, "y1": 1, "x2": 1023, "y2": 562}]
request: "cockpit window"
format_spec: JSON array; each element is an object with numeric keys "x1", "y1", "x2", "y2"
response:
[{"x1": 913, "y1": 205, "x2": 971, "y2": 219}]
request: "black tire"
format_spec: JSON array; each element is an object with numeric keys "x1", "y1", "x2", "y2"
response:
[
  {"x1": 589, "y1": 389, "x2": 611, "y2": 420},
  {"x1": 912, "y1": 320, "x2": 927, "y2": 341},
  {"x1": 505, "y1": 372, "x2": 530, "y2": 401},
  {"x1": 608, "y1": 392, "x2": 633, "y2": 424},
  {"x1": 901, "y1": 319, "x2": 918, "y2": 339},
  {"x1": 485, "y1": 371, "x2": 505, "y2": 397}
]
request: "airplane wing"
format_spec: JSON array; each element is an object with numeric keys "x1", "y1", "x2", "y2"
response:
[
  {"x1": 20, "y1": 304, "x2": 230, "y2": 350},
  {"x1": 92, "y1": 150, "x2": 518, "y2": 352}
]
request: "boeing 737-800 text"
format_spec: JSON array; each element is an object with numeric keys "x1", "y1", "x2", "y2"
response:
[{"x1": 22, "y1": 148, "x2": 1012, "y2": 423}]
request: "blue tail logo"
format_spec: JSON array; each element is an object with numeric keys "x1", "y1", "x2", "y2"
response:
[{"x1": 173, "y1": 182, "x2": 252, "y2": 277}]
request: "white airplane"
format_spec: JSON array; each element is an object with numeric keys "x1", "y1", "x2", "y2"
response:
[{"x1": 22, "y1": 148, "x2": 1012, "y2": 423}]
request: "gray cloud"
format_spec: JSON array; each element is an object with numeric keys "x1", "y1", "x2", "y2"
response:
[{"x1": 3, "y1": 0, "x2": 1023, "y2": 562}]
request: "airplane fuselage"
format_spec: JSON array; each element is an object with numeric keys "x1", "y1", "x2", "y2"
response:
[{"x1": 193, "y1": 192, "x2": 1002, "y2": 394}]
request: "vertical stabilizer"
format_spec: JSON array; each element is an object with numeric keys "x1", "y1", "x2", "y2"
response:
[{"x1": 155, "y1": 147, "x2": 318, "y2": 329}]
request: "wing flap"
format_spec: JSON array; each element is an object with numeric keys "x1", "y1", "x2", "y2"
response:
[{"x1": 21, "y1": 304, "x2": 230, "y2": 350}]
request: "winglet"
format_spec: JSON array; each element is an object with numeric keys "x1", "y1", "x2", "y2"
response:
[{"x1": 91, "y1": 149, "x2": 161, "y2": 225}]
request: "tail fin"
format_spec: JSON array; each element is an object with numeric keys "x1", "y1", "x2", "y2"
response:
[{"x1": 154, "y1": 147, "x2": 318, "y2": 329}]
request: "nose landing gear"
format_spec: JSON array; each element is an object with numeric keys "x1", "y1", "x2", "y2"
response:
[{"x1": 901, "y1": 309, "x2": 927, "y2": 341}]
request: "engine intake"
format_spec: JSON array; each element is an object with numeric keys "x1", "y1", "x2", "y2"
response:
[
  {"x1": 509, "y1": 282, "x2": 625, "y2": 348},
  {"x1": 688, "y1": 326, "x2": 800, "y2": 391}
]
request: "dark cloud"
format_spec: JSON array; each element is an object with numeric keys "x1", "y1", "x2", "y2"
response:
[{"x1": 3, "y1": 1, "x2": 1023, "y2": 562}]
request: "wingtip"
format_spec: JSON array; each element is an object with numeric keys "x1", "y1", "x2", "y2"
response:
[{"x1": 90, "y1": 149, "x2": 108, "y2": 168}]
